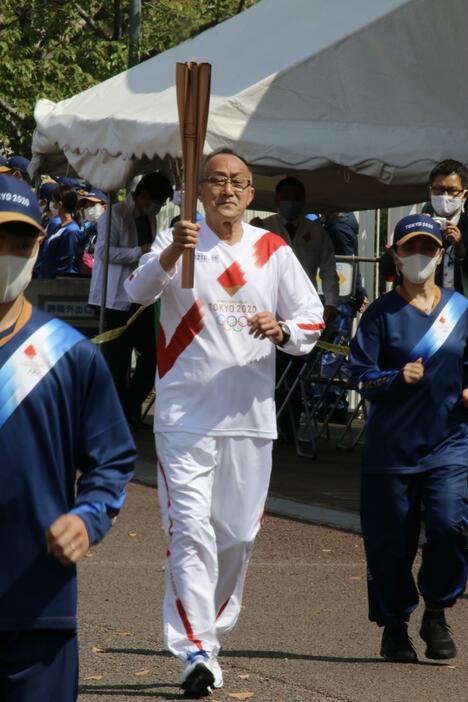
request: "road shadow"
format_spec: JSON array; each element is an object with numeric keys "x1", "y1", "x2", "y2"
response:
[
  {"x1": 222, "y1": 649, "x2": 446, "y2": 666},
  {"x1": 78, "y1": 682, "x2": 180, "y2": 698},
  {"x1": 98, "y1": 646, "x2": 448, "y2": 667}
]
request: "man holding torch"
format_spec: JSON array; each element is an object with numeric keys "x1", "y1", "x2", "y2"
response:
[{"x1": 125, "y1": 149, "x2": 324, "y2": 697}]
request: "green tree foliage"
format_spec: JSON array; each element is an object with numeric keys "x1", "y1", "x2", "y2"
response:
[{"x1": 0, "y1": 0, "x2": 257, "y2": 155}]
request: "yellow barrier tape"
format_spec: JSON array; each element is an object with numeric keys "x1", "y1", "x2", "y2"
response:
[
  {"x1": 316, "y1": 339, "x2": 350, "y2": 357},
  {"x1": 90, "y1": 307, "x2": 350, "y2": 357},
  {"x1": 91, "y1": 305, "x2": 146, "y2": 345}
]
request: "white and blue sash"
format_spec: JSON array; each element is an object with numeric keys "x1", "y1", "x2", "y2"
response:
[
  {"x1": 0, "y1": 319, "x2": 83, "y2": 429},
  {"x1": 409, "y1": 293, "x2": 467, "y2": 363}
]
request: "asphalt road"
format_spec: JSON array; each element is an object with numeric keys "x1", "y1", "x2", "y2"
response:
[{"x1": 77, "y1": 482, "x2": 467, "y2": 702}]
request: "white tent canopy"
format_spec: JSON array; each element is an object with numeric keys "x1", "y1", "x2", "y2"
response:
[{"x1": 31, "y1": 0, "x2": 468, "y2": 211}]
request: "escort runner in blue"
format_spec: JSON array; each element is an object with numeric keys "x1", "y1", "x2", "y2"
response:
[
  {"x1": 0, "y1": 175, "x2": 135, "y2": 701},
  {"x1": 350, "y1": 214, "x2": 468, "y2": 665}
]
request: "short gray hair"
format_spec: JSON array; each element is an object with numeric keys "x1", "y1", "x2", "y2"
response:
[{"x1": 201, "y1": 148, "x2": 252, "y2": 182}]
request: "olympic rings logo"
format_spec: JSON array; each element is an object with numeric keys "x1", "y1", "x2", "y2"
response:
[{"x1": 216, "y1": 313, "x2": 249, "y2": 332}]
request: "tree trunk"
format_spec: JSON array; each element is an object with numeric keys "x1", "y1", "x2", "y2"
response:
[{"x1": 113, "y1": 0, "x2": 122, "y2": 40}]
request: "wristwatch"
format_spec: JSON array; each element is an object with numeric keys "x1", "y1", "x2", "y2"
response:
[{"x1": 277, "y1": 321, "x2": 291, "y2": 347}]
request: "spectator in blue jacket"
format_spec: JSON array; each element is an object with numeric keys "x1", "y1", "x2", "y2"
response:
[
  {"x1": 33, "y1": 181, "x2": 61, "y2": 278},
  {"x1": 74, "y1": 188, "x2": 108, "y2": 274},
  {"x1": 38, "y1": 181, "x2": 60, "y2": 229},
  {"x1": 40, "y1": 185, "x2": 81, "y2": 278}
]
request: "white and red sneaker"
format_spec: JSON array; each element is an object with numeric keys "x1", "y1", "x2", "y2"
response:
[{"x1": 181, "y1": 650, "x2": 223, "y2": 697}]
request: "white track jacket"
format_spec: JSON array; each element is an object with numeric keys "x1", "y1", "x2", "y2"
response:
[{"x1": 125, "y1": 221, "x2": 324, "y2": 438}]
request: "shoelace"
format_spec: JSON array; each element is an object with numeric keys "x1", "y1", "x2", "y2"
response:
[{"x1": 186, "y1": 650, "x2": 210, "y2": 664}]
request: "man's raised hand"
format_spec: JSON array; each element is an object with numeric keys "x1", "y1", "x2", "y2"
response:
[
  {"x1": 172, "y1": 221, "x2": 200, "y2": 252},
  {"x1": 160, "y1": 221, "x2": 200, "y2": 272}
]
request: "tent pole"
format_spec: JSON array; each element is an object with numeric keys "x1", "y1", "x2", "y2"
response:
[
  {"x1": 374, "y1": 208, "x2": 381, "y2": 299},
  {"x1": 99, "y1": 193, "x2": 113, "y2": 334}
]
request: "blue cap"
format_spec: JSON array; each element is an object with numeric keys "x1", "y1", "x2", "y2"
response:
[
  {"x1": 56, "y1": 175, "x2": 84, "y2": 189},
  {"x1": 0, "y1": 174, "x2": 44, "y2": 234},
  {"x1": 82, "y1": 188, "x2": 108, "y2": 204},
  {"x1": 393, "y1": 213, "x2": 443, "y2": 248},
  {"x1": 39, "y1": 181, "x2": 59, "y2": 200},
  {"x1": 7, "y1": 156, "x2": 30, "y2": 176}
]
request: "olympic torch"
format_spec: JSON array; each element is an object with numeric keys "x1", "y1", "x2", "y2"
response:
[{"x1": 176, "y1": 61, "x2": 211, "y2": 288}]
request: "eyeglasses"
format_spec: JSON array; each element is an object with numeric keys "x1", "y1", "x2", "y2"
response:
[
  {"x1": 200, "y1": 175, "x2": 251, "y2": 192},
  {"x1": 430, "y1": 186, "x2": 465, "y2": 196}
]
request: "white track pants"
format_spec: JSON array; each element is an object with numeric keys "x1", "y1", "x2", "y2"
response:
[{"x1": 155, "y1": 432, "x2": 272, "y2": 660}]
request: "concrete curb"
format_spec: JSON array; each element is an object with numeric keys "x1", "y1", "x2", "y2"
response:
[
  {"x1": 266, "y1": 495, "x2": 361, "y2": 533},
  {"x1": 134, "y1": 456, "x2": 361, "y2": 533}
]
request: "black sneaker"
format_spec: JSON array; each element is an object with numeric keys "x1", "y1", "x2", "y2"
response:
[
  {"x1": 420, "y1": 609, "x2": 457, "y2": 660},
  {"x1": 380, "y1": 623, "x2": 418, "y2": 663}
]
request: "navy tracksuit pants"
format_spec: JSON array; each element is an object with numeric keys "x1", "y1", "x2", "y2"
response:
[
  {"x1": 0, "y1": 630, "x2": 78, "y2": 701},
  {"x1": 361, "y1": 465, "x2": 468, "y2": 626}
]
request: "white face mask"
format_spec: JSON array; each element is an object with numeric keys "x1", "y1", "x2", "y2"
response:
[
  {"x1": 430, "y1": 193, "x2": 465, "y2": 218},
  {"x1": 395, "y1": 252, "x2": 441, "y2": 284},
  {"x1": 49, "y1": 202, "x2": 60, "y2": 217},
  {"x1": 0, "y1": 254, "x2": 37, "y2": 303},
  {"x1": 84, "y1": 204, "x2": 104, "y2": 223}
]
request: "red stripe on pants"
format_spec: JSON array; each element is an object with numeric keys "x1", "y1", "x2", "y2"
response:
[
  {"x1": 159, "y1": 460, "x2": 203, "y2": 650},
  {"x1": 176, "y1": 598, "x2": 203, "y2": 651},
  {"x1": 216, "y1": 598, "x2": 230, "y2": 621}
]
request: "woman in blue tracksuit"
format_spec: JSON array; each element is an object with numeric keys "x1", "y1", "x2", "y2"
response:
[
  {"x1": 40, "y1": 185, "x2": 81, "y2": 279},
  {"x1": 349, "y1": 214, "x2": 468, "y2": 663}
]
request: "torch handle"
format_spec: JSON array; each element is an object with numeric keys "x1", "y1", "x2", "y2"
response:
[{"x1": 176, "y1": 61, "x2": 211, "y2": 289}]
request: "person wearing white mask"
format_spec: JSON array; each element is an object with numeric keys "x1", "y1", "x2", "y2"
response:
[
  {"x1": 40, "y1": 185, "x2": 81, "y2": 278},
  {"x1": 81, "y1": 189, "x2": 107, "y2": 225},
  {"x1": 379, "y1": 161, "x2": 468, "y2": 295},
  {"x1": 33, "y1": 181, "x2": 61, "y2": 278},
  {"x1": 74, "y1": 188, "x2": 108, "y2": 275},
  {"x1": 0, "y1": 174, "x2": 134, "y2": 701},
  {"x1": 426, "y1": 159, "x2": 468, "y2": 295},
  {"x1": 38, "y1": 181, "x2": 60, "y2": 229},
  {"x1": 350, "y1": 214, "x2": 468, "y2": 664},
  {"x1": 88, "y1": 172, "x2": 173, "y2": 430}
]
